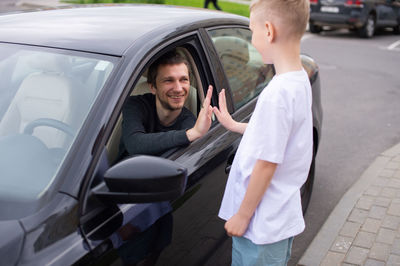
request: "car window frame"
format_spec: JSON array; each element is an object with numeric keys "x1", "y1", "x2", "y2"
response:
[{"x1": 77, "y1": 31, "x2": 223, "y2": 253}]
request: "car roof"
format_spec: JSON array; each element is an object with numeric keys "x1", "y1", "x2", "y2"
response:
[{"x1": 0, "y1": 5, "x2": 248, "y2": 56}]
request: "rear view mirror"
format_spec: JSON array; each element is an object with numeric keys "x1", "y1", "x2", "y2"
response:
[{"x1": 93, "y1": 155, "x2": 188, "y2": 204}]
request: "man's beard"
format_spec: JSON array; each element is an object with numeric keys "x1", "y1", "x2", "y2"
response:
[{"x1": 157, "y1": 95, "x2": 184, "y2": 111}]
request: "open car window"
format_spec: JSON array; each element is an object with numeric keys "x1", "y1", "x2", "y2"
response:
[
  {"x1": 0, "y1": 43, "x2": 116, "y2": 220},
  {"x1": 106, "y1": 47, "x2": 204, "y2": 165}
]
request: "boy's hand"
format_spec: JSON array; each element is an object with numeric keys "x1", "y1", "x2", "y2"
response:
[
  {"x1": 186, "y1": 85, "x2": 213, "y2": 142},
  {"x1": 213, "y1": 89, "x2": 235, "y2": 131},
  {"x1": 213, "y1": 89, "x2": 247, "y2": 134},
  {"x1": 224, "y1": 213, "x2": 251, "y2": 237}
]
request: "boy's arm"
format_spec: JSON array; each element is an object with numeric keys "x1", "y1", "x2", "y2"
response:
[
  {"x1": 224, "y1": 159, "x2": 277, "y2": 237},
  {"x1": 213, "y1": 89, "x2": 247, "y2": 135}
]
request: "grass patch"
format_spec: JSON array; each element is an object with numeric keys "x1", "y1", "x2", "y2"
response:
[{"x1": 64, "y1": 0, "x2": 250, "y2": 17}]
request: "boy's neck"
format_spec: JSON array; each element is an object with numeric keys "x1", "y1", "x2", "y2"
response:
[{"x1": 272, "y1": 41, "x2": 303, "y2": 76}]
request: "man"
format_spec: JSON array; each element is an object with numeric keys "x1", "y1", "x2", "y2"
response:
[
  {"x1": 114, "y1": 50, "x2": 214, "y2": 265},
  {"x1": 119, "y1": 50, "x2": 213, "y2": 158}
]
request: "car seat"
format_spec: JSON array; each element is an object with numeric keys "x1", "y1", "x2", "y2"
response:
[{"x1": 0, "y1": 53, "x2": 88, "y2": 150}]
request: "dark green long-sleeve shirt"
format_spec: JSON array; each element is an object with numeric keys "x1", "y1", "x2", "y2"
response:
[{"x1": 119, "y1": 93, "x2": 196, "y2": 158}]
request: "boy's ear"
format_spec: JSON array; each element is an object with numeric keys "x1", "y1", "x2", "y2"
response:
[{"x1": 264, "y1": 21, "x2": 275, "y2": 43}]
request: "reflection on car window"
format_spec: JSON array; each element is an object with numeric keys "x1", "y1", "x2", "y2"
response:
[
  {"x1": 0, "y1": 43, "x2": 115, "y2": 220},
  {"x1": 208, "y1": 28, "x2": 274, "y2": 109}
]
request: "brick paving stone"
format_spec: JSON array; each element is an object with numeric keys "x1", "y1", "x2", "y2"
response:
[
  {"x1": 357, "y1": 196, "x2": 375, "y2": 210},
  {"x1": 364, "y1": 259, "x2": 386, "y2": 266},
  {"x1": 388, "y1": 201, "x2": 400, "y2": 216},
  {"x1": 373, "y1": 177, "x2": 390, "y2": 187},
  {"x1": 392, "y1": 238, "x2": 400, "y2": 255},
  {"x1": 394, "y1": 170, "x2": 400, "y2": 178},
  {"x1": 387, "y1": 254, "x2": 400, "y2": 266},
  {"x1": 393, "y1": 155, "x2": 400, "y2": 162},
  {"x1": 321, "y1": 251, "x2": 345, "y2": 266},
  {"x1": 362, "y1": 218, "x2": 382, "y2": 233},
  {"x1": 380, "y1": 169, "x2": 395, "y2": 178},
  {"x1": 376, "y1": 228, "x2": 396, "y2": 244},
  {"x1": 365, "y1": 186, "x2": 383, "y2": 197},
  {"x1": 381, "y1": 215, "x2": 400, "y2": 230},
  {"x1": 387, "y1": 180, "x2": 400, "y2": 189},
  {"x1": 349, "y1": 208, "x2": 369, "y2": 224},
  {"x1": 386, "y1": 161, "x2": 400, "y2": 170},
  {"x1": 353, "y1": 231, "x2": 376, "y2": 249},
  {"x1": 369, "y1": 242, "x2": 391, "y2": 261},
  {"x1": 340, "y1": 222, "x2": 362, "y2": 238},
  {"x1": 369, "y1": 206, "x2": 388, "y2": 219},
  {"x1": 375, "y1": 197, "x2": 392, "y2": 207},
  {"x1": 330, "y1": 236, "x2": 353, "y2": 253},
  {"x1": 344, "y1": 246, "x2": 369, "y2": 265},
  {"x1": 381, "y1": 187, "x2": 398, "y2": 198}
]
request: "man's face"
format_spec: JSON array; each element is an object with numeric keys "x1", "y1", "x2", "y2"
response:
[{"x1": 150, "y1": 63, "x2": 190, "y2": 111}]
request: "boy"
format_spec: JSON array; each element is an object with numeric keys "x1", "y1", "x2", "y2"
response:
[{"x1": 213, "y1": 0, "x2": 312, "y2": 264}]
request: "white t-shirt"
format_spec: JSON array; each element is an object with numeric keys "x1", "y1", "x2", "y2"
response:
[{"x1": 218, "y1": 69, "x2": 313, "y2": 245}]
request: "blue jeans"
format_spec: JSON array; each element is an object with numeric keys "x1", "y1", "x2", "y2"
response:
[{"x1": 232, "y1": 236, "x2": 294, "y2": 266}]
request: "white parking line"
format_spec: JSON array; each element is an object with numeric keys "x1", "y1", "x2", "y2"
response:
[{"x1": 387, "y1": 40, "x2": 400, "y2": 51}]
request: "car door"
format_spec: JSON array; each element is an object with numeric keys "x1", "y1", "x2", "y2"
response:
[
  {"x1": 156, "y1": 26, "x2": 275, "y2": 266},
  {"x1": 376, "y1": 0, "x2": 398, "y2": 26},
  {"x1": 75, "y1": 31, "x2": 246, "y2": 265}
]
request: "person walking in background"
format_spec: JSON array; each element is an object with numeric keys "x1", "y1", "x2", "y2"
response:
[{"x1": 204, "y1": 0, "x2": 222, "y2": 10}]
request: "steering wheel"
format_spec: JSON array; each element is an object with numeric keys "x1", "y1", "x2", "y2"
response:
[{"x1": 24, "y1": 118, "x2": 75, "y2": 137}]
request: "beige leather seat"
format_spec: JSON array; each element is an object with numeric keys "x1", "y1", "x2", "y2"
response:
[{"x1": 0, "y1": 53, "x2": 87, "y2": 149}]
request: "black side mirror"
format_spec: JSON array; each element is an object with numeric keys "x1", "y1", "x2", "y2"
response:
[{"x1": 93, "y1": 155, "x2": 188, "y2": 204}]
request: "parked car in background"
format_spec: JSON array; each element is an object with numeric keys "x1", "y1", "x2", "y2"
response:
[
  {"x1": 0, "y1": 5, "x2": 322, "y2": 265},
  {"x1": 309, "y1": 0, "x2": 400, "y2": 37}
]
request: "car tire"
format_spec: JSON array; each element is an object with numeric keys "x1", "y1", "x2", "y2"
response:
[
  {"x1": 359, "y1": 14, "x2": 375, "y2": 38},
  {"x1": 309, "y1": 22, "x2": 322, "y2": 34},
  {"x1": 394, "y1": 24, "x2": 400, "y2": 35},
  {"x1": 301, "y1": 149, "x2": 316, "y2": 214}
]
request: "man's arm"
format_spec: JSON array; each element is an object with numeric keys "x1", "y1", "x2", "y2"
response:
[
  {"x1": 213, "y1": 89, "x2": 247, "y2": 135},
  {"x1": 224, "y1": 159, "x2": 277, "y2": 237},
  {"x1": 122, "y1": 96, "x2": 195, "y2": 156}
]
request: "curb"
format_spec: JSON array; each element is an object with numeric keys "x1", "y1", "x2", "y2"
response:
[{"x1": 298, "y1": 142, "x2": 400, "y2": 265}]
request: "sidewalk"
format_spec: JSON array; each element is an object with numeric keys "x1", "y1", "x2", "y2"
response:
[{"x1": 299, "y1": 143, "x2": 400, "y2": 266}]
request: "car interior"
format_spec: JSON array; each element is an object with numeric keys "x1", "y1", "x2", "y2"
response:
[{"x1": 106, "y1": 47, "x2": 205, "y2": 165}]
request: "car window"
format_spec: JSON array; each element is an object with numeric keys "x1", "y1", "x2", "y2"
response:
[
  {"x1": 106, "y1": 47, "x2": 203, "y2": 165},
  {"x1": 208, "y1": 27, "x2": 274, "y2": 109},
  {"x1": 0, "y1": 43, "x2": 116, "y2": 220}
]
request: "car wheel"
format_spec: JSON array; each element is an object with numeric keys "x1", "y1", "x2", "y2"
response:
[
  {"x1": 309, "y1": 22, "x2": 322, "y2": 34},
  {"x1": 301, "y1": 149, "x2": 316, "y2": 214},
  {"x1": 359, "y1": 14, "x2": 375, "y2": 38}
]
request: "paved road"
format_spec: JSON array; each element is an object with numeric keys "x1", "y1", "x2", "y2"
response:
[{"x1": 291, "y1": 29, "x2": 400, "y2": 264}]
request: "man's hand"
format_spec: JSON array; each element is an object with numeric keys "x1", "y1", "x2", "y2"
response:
[
  {"x1": 213, "y1": 89, "x2": 247, "y2": 134},
  {"x1": 186, "y1": 85, "x2": 213, "y2": 142},
  {"x1": 224, "y1": 212, "x2": 251, "y2": 237}
]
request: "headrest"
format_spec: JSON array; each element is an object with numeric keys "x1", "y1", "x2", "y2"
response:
[{"x1": 26, "y1": 52, "x2": 71, "y2": 74}]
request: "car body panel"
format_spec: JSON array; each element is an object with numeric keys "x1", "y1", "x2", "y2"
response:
[
  {"x1": 310, "y1": 0, "x2": 400, "y2": 30},
  {"x1": 0, "y1": 5, "x2": 246, "y2": 56}
]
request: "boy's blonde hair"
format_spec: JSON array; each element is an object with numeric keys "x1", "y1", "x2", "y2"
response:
[{"x1": 250, "y1": 0, "x2": 310, "y2": 40}]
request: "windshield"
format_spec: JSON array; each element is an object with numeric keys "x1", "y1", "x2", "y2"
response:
[{"x1": 0, "y1": 43, "x2": 116, "y2": 220}]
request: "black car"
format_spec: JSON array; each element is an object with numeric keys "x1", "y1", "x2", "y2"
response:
[
  {"x1": 309, "y1": 0, "x2": 400, "y2": 37},
  {"x1": 0, "y1": 5, "x2": 323, "y2": 266}
]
